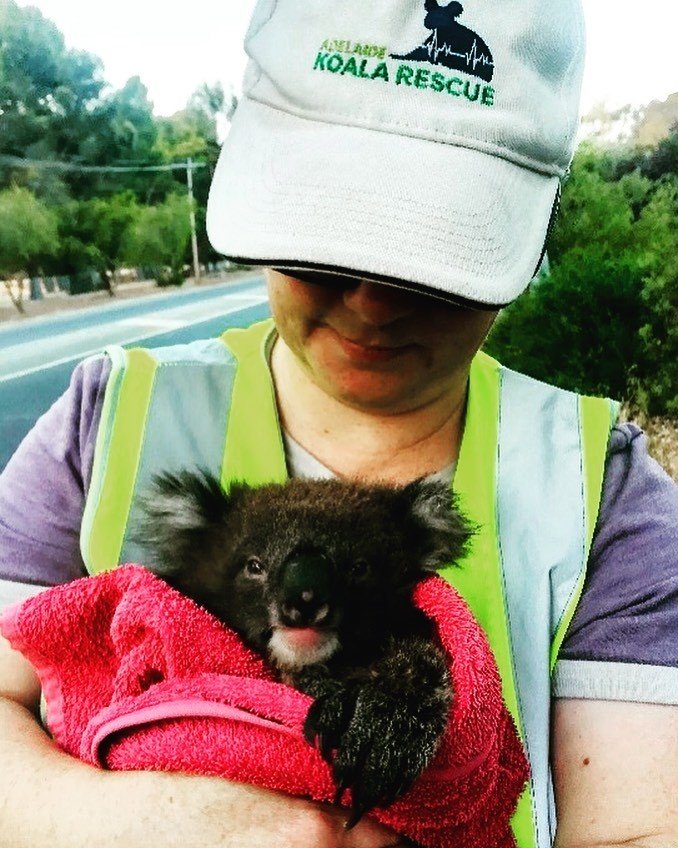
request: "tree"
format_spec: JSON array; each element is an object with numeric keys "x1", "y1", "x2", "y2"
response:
[
  {"x1": 0, "y1": 185, "x2": 57, "y2": 312},
  {"x1": 54, "y1": 191, "x2": 141, "y2": 295},
  {"x1": 153, "y1": 83, "x2": 235, "y2": 265},
  {"x1": 641, "y1": 125, "x2": 678, "y2": 181},
  {"x1": 632, "y1": 179, "x2": 678, "y2": 415},
  {"x1": 486, "y1": 247, "x2": 647, "y2": 401},
  {"x1": 0, "y1": 0, "x2": 105, "y2": 200},
  {"x1": 122, "y1": 193, "x2": 192, "y2": 286},
  {"x1": 67, "y1": 77, "x2": 163, "y2": 202},
  {"x1": 548, "y1": 144, "x2": 642, "y2": 262},
  {"x1": 485, "y1": 141, "x2": 676, "y2": 417}
]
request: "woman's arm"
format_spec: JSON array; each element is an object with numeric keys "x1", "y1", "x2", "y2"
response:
[
  {"x1": 0, "y1": 634, "x2": 402, "y2": 848},
  {"x1": 552, "y1": 698, "x2": 678, "y2": 848}
]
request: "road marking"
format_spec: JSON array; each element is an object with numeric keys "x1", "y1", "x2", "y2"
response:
[
  {"x1": 0, "y1": 293, "x2": 268, "y2": 384},
  {"x1": 119, "y1": 317, "x2": 189, "y2": 330}
]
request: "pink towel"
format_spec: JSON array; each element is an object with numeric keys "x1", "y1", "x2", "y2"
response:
[{"x1": 0, "y1": 565, "x2": 528, "y2": 848}]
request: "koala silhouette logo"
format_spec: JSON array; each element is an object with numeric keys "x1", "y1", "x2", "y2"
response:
[{"x1": 391, "y1": 0, "x2": 494, "y2": 82}]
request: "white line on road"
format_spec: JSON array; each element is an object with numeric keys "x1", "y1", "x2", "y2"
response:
[
  {"x1": 0, "y1": 293, "x2": 268, "y2": 384},
  {"x1": 119, "y1": 317, "x2": 190, "y2": 330}
]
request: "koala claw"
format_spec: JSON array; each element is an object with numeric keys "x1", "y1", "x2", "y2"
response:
[
  {"x1": 303, "y1": 687, "x2": 359, "y2": 766},
  {"x1": 344, "y1": 800, "x2": 370, "y2": 830},
  {"x1": 331, "y1": 683, "x2": 444, "y2": 822}
]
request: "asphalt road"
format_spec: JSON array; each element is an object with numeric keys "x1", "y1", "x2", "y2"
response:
[{"x1": 0, "y1": 275, "x2": 270, "y2": 472}]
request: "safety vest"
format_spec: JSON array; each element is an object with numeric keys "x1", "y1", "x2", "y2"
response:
[{"x1": 80, "y1": 318, "x2": 616, "y2": 848}]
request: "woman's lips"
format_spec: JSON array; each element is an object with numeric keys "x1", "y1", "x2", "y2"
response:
[{"x1": 331, "y1": 329, "x2": 410, "y2": 363}]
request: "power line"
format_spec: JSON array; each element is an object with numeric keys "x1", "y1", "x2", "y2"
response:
[
  {"x1": 0, "y1": 154, "x2": 206, "y2": 174},
  {"x1": 0, "y1": 153, "x2": 207, "y2": 284}
]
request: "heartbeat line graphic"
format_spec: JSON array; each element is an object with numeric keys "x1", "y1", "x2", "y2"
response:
[{"x1": 427, "y1": 31, "x2": 494, "y2": 71}]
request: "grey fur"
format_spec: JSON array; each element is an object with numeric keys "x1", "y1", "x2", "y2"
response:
[{"x1": 137, "y1": 471, "x2": 473, "y2": 826}]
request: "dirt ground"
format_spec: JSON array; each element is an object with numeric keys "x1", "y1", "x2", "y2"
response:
[{"x1": 620, "y1": 405, "x2": 678, "y2": 483}]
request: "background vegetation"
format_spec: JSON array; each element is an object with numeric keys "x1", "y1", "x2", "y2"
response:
[
  {"x1": 484, "y1": 115, "x2": 677, "y2": 475},
  {"x1": 0, "y1": 0, "x2": 234, "y2": 301},
  {"x1": 486, "y1": 130, "x2": 677, "y2": 419},
  {"x1": 0, "y1": 0, "x2": 676, "y2": 465}
]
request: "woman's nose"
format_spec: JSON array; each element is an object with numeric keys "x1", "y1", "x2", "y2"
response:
[{"x1": 342, "y1": 281, "x2": 413, "y2": 327}]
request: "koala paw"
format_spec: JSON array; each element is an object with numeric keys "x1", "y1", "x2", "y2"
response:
[
  {"x1": 305, "y1": 680, "x2": 446, "y2": 828},
  {"x1": 300, "y1": 638, "x2": 451, "y2": 827},
  {"x1": 303, "y1": 685, "x2": 359, "y2": 766},
  {"x1": 332, "y1": 684, "x2": 442, "y2": 827}
]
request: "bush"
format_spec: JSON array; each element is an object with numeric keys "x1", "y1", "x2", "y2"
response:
[{"x1": 486, "y1": 145, "x2": 676, "y2": 417}]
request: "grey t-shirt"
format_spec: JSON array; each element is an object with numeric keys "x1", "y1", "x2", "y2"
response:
[{"x1": 1, "y1": 355, "x2": 677, "y2": 702}]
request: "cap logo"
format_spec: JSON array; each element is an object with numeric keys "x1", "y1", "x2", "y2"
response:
[
  {"x1": 312, "y1": 1, "x2": 495, "y2": 107},
  {"x1": 391, "y1": 0, "x2": 494, "y2": 82}
]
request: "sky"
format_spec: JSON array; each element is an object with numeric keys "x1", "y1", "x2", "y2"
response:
[{"x1": 15, "y1": 0, "x2": 678, "y2": 121}]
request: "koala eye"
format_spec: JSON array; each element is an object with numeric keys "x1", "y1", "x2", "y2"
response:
[
  {"x1": 245, "y1": 556, "x2": 265, "y2": 577},
  {"x1": 349, "y1": 559, "x2": 370, "y2": 579}
]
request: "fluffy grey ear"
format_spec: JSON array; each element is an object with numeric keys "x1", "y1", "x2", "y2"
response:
[
  {"x1": 404, "y1": 479, "x2": 475, "y2": 572},
  {"x1": 136, "y1": 470, "x2": 236, "y2": 575}
]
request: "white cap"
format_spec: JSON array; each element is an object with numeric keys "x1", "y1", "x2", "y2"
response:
[{"x1": 207, "y1": 0, "x2": 586, "y2": 307}]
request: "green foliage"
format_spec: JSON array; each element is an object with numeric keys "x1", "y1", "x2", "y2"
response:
[
  {"x1": 487, "y1": 250, "x2": 647, "y2": 401},
  {"x1": 486, "y1": 143, "x2": 678, "y2": 417},
  {"x1": 0, "y1": 185, "x2": 57, "y2": 274},
  {"x1": 52, "y1": 192, "x2": 141, "y2": 295},
  {"x1": 0, "y1": 0, "x2": 105, "y2": 200},
  {"x1": 121, "y1": 193, "x2": 192, "y2": 286},
  {"x1": 0, "y1": 0, "x2": 229, "y2": 286},
  {"x1": 641, "y1": 126, "x2": 678, "y2": 181},
  {"x1": 633, "y1": 180, "x2": 678, "y2": 415}
]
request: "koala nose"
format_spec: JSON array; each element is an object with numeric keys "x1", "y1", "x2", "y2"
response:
[{"x1": 280, "y1": 554, "x2": 333, "y2": 627}]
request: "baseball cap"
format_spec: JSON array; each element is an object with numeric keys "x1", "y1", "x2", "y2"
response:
[{"x1": 206, "y1": 0, "x2": 586, "y2": 308}]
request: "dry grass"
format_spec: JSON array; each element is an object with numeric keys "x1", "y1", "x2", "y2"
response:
[{"x1": 620, "y1": 404, "x2": 678, "y2": 482}]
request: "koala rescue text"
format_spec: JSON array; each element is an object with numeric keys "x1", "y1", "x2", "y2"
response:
[{"x1": 138, "y1": 472, "x2": 473, "y2": 825}]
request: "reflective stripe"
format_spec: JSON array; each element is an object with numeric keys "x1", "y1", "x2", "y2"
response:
[
  {"x1": 497, "y1": 367, "x2": 586, "y2": 846},
  {"x1": 582, "y1": 395, "x2": 619, "y2": 560},
  {"x1": 84, "y1": 348, "x2": 157, "y2": 574},
  {"x1": 82, "y1": 338, "x2": 244, "y2": 571},
  {"x1": 119, "y1": 338, "x2": 240, "y2": 565},
  {"x1": 448, "y1": 353, "x2": 537, "y2": 848},
  {"x1": 80, "y1": 348, "x2": 126, "y2": 570},
  {"x1": 219, "y1": 320, "x2": 287, "y2": 488},
  {"x1": 549, "y1": 393, "x2": 617, "y2": 669}
]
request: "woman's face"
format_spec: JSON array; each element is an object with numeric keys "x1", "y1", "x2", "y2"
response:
[{"x1": 267, "y1": 270, "x2": 498, "y2": 414}]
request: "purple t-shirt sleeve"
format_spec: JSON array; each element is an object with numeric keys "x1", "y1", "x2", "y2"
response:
[
  {"x1": 559, "y1": 423, "x2": 678, "y2": 667},
  {"x1": 0, "y1": 355, "x2": 110, "y2": 586}
]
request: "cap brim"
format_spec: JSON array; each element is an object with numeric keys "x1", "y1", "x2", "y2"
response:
[{"x1": 207, "y1": 98, "x2": 558, "y2": 308}]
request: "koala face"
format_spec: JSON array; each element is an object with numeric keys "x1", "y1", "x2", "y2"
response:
[{"x1": 138, "y1": 474, "x2": 472, "y2": 672}]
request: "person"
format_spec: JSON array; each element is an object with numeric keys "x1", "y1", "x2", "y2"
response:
[{"x1": 0, "y1": 0, "x2": 676, "y2": 846}]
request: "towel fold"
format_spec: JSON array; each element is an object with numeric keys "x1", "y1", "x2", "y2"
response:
[{"x1": 0, "y1": 564, "x2": 528, "y2": 848}]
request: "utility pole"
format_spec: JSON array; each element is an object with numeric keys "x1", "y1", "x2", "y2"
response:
[{"x1": 186, "y1": 157, "x2": 201, "y2": 284}]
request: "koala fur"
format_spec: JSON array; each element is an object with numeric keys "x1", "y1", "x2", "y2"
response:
[{"x1": 137, "y1": 471, "x2": 473, "y2": 825}]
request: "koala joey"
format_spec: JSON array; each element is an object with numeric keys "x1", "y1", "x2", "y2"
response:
[{"x1": 138, "y1": 471, "x2": 473, "y2": 826}]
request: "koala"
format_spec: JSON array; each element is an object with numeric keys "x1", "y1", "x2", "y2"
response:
[{"x1": 137, "y1": 471, "x2": 473, "y2": 826}]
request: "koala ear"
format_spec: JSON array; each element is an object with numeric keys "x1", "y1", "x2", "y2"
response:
[
  {"x1": 136, "y1": 470, "x2": 242, "y2": 574},
  {"x1": 424, "y1": 0, "x2": 440, "y2": 11},
  {"x1": 403, "y1": 479, "x2": 475, "y2": 572}
]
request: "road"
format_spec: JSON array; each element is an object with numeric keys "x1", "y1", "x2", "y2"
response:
[{"x1": 0, "y1": 275, "x2": 270, "y2": 471}]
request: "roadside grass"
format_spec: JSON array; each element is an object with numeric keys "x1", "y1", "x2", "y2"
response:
[{"x1": 620, "y1": 404, "x2": 678, "y2": 482}]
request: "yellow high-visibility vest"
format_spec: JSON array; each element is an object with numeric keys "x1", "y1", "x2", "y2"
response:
[{"x1": 81, "y1": 318, "x2": 616, "y2": 848}]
